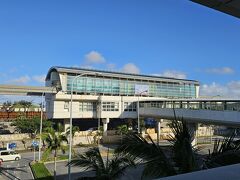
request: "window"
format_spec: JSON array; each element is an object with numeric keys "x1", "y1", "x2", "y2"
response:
[
  {"x1": 66, "y1": 75, "x2": 197, "y2": 98},
  {"x1": 1, "y1": 151, "x2": 10, "y2": 155},
  {"x1": 79, "y1": 102, "x2": 97, "y2": 112},
  {"x1": 124, "y1": 102, "x2": 137, "y2": 111},
  {"x1": 64, "y1": 101, "x2": 69, "y2": 111},
  {"x1": 102, "y1": 102, "x2": 119, "y2": 111}
]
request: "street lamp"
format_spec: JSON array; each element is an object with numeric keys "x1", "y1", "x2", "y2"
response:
[
  {"x1": 68, "y1": 72, "x2": 102, "y2": 180},
  {"x1": 38, "y1": 92, "x2": 44, "y2": 161},
  {"x1": 97, "y1": 95, "x2": 102, "y2": 146},
  {"x1": 137, "y1": 90, "x2": 148, "y2": 134}
]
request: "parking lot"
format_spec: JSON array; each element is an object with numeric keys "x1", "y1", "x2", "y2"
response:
[{"x1": 0, "y1": 152, "x2": 34, "y2": 180}]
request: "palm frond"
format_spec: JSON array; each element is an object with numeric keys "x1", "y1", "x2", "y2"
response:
[
  {"x1": 168, "y1": 119, "x2": 200, "y2": 173},
  {"x1": 167, "y1": 109, "x2": 201, "y2": 173},
  {"x1": 206, "y1": 132, "x2": 240, "y2": 168},
  {"x1": 107, "y1": 153, "x2": 136, "y2": 179},
  {"x1": 69, "y1": 148, "x2": 105, "y2": 174},
  {"x1": 116, "y1": 133, "x2": 176, "y2": 178}
]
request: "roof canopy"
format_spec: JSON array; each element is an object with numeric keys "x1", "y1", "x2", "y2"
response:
[
  {"x1": 46, "y1": 66, "x2": 199, "y2": 85},
  {"x1": 191, "y1": 0, "x2": 240, "y2": 18}
]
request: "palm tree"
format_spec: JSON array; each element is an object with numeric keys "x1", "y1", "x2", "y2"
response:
[
  {"x1": 68, "y1": 147, "x2": 135, "y2": 180},
  {"x1": 205, "y1": 132, "x2": 240, "y2": 168},
  {"x1": 115, "y1": 119, "x2": 200, "y2": 178},
  {"x1": 115, "y1": 133, "x2": 176, "y2": 179},
  {"x1": 66, "y1": 126, "x2": 80, "y2": 138},
  {"x1": 116, "y1": 125, "x2": 128, "y2": 135},
  {"x1": 44, "y1": 127, "x2": 68, "y2": 180},
  {"x1": 116, "y1": 125, "x2": 128, "y2": 143},
  {"x1": 168, "y1": 120, "x2": 200, "y2": 173}
]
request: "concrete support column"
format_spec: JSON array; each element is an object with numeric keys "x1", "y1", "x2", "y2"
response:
[
  {"x1": 156, "y1": 119, "x2": 163, "y2": 145},
  {"x1": 63, "y1": 119, "x2": 70, "y2": 132},
  {"x1": 102, "y1": 118, "x2": 109, "y2": 136},
  {"x1": 187, "y1": 122, "x2": 198, "y2": 146}
]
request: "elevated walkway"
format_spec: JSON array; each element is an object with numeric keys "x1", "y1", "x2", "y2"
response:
[
  {"x1": 0, "y1": 84, "x2": 57, "y2": 96},
  {"x1": 139, "y1": 99, "x2": 240, "y2": 126}
]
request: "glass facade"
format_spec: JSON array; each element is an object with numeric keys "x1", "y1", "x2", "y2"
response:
[
  {"x1": 124, "y1": 102, "x2": 137, "y2": 111},
  {"x1": 66, "y1": 75, "x2": 197, "y2": 98}
]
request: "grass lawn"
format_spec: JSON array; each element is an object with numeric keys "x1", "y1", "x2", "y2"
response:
[{"x1": 30, "y1": 162, "x2": 53, "y2": 180}]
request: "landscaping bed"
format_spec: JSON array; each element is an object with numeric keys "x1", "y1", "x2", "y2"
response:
[{"x1": 30, "y1": 162, "x2": 53, "y2": 180}]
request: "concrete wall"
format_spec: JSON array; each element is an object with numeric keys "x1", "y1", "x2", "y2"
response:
[{"x1": 0, "y1": 133, "x2": 32, "y2": 150}]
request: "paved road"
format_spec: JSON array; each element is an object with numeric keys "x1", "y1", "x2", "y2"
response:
[
  {"x1": 0, "y1": 152, "x2": 34, "y2": 180},
  {"x1": 0, "y1": 147, "x2": 85, "y2": 180},
  {"x1": 0, "y1": 142, "x2": 215, "y2": 180}
]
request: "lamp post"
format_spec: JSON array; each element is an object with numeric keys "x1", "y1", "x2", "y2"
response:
[
  {"x1": 97, "y1": 95, "x2": 101, "y2": 146},
  {"x1": 137, "y1": 90, "x2": 148, "y2": 134},
  {"x1": 68, "y1": 72, "x2": 101, "y2": 180},
  {"x1": 38, "y1": 92, "x2": 44, "y2": 161}
]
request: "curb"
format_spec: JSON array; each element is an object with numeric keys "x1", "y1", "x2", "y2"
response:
[
  {"x1": 44, "y1": 159, "x2": 68, "y2": 164},
  {"x1": 29, "y1": 161, "x2": 35, "y2": 180}
]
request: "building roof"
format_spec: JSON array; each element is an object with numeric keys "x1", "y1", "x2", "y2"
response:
[
  {"x1": 46, "y1": 66, "x2": 200, "y2": 85},
  {"x1": 191, "y1": 0, "x2": 240, "y2": 18}
]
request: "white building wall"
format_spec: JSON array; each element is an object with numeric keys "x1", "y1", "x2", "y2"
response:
[
  {"x1": 49, "y1": 94, "x2": 165, "y2": 119},
  {"x1": 59, "y1": 73, "x2": 67, "y2": 92},
  {"x1": 196, "y1": 85, "x2": 200, "y2": 98}
]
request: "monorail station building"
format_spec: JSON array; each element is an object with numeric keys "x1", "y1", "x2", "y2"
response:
[{"x1": 45, "y1": 66, "x2": 200, "y2": 133}]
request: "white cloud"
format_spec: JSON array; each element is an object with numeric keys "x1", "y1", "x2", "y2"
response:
[
  {"x1": 200, "y1": 81, "x2": 240, "y2": 98},
  {"x1": 8, "y1": 75, "x2": 31, "y2": 84},
  {"x1": 6, "y1": 75, "x2": 46, "y2": 85},
  {"x1": 32, "y1": 75, "x2": 45, "y2": 83},
  {"x1": 153, "y1": 70, "x2": 187, "y2": 79},
  {"x1": 80, "y1": 65, "x2": 93, "y2": 69},
  {"x1": 0, "y1": 95, "x2": 41, "y2": 104},
  {"x1": 205, "y1": 67, "x2": 234, "y2": 75},
  {"x1": 71, "y1": 65, "x2": 79, "y2": 68},
  {"x1": 84, "y1": 51, "x2": 106, "y2": 64},
  {"x1": 106, "y1": 63, "x2": 116, "y2": 71},
  {"x1": 121, "y1": 63, "x2": 140, "y2": 74}
]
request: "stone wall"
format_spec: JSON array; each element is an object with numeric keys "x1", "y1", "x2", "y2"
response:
[{"x1": 0, "y1": 133, "x2": 32, "y2": 150}]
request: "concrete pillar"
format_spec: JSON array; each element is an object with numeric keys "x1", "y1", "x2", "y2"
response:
[
  {"x1": 156, "y1": 119, "x2": 163, "y2": 145},
  {"x1": 102, "y1": 118, "x2": 109, "y2": 136},
  {"x1": 187, "y1": 122, "x2": 198, "y2": 146},
  {"x1": 63, "y1": 119, "x2": 70, "y2": 132}
]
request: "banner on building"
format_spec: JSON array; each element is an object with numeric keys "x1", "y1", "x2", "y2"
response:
[{"x1": 135, "y1": 84, "x2": 149, "y2": 95}]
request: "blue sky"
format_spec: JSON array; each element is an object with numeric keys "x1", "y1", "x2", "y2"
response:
[{"x1": 0, "y1": 0, "x2": 240, "y2": 102}]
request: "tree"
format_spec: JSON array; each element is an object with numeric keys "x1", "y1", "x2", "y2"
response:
[
  {"x1": 68, "y1": 147, "x2": 135, "y2": 180},
  {"x1": 14, "y1": 100, "x2": 32, "y2": 117},
  {"x1": 22, "y1": 139, "x2": 27, "y2": 150},
  {"x1": 116, "y1": 125, "x2": 128, "y2": 136},
  {"x1": 168, "y1": 120, "x2": 200, "y2": 173},
  {"x1": 205, "y1": 132, "x2": 240, "y2": 168},
  {"x1": 11, "y1": 116, "x2": 52, "y2": 135},
  {"x1": 116, "y1": 125, "x2": 129, "y2": 143},
  {"x1": 116, "y1": 118, "x2": 201, "y2": 179},
  {"x1": 1, "y1": 101, "x2": 14, "y2": 119},
  {"x1": 115, "y1": 133, "x2": 176, "y2": 179},
  {"x1": 66, "y1": 126, "x2": 80, "y2": 138},
  {"x1": 43, "y1": 127, "x2": 68, "y2": 180}
]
